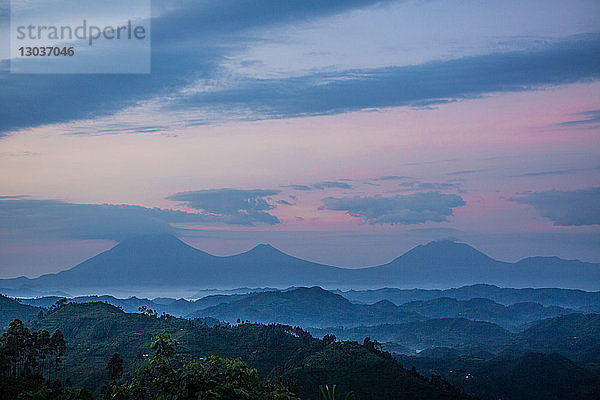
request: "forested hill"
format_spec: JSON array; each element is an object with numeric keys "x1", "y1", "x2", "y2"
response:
[
  {"x1": 398, "y1": 352, "x2": 600, "y2": 400},
  {"x1": 27, "y1": 301, "x2": 474, "y2": 400},
  {"x1": 0, "y1": 294, "x2": 41, "y2": 328},
  {"x1": 3, "y1": 300, "x2": 599, "y2": 399},
  {"x1": 190, "y1": 286, "x2": 574, "y2": 328}
]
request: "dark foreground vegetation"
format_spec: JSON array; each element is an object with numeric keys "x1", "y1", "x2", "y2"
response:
[
  {"x1": 1, "y1": 298, "x2": 474, "y2": 400},
  {"x1": 0, "y1": 319, "x2": 297, "y2": 399},
  {"x1": 2, "y1": 293, "x2": 600, "y2": 400},
  {"x1": 397, "y1": 352, "x2": 600, "y2": 400}
]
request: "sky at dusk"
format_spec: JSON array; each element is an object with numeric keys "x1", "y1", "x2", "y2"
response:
[{"x1": 0, "y1": 0, "x2": 599, "y2": 278}]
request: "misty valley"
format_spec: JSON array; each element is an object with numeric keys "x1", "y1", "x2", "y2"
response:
[{"x1": 1, "y1": 236, "x2": 599, "y2": 399}]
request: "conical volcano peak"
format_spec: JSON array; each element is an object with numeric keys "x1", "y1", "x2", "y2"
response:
[
  {"x1": 114, "y1": 234, "x2": 200, "y2": 253},
  {"x1": 255, "y1": 243, "x2": 276, "y2": 249},
  {"x1": 245, "y1": 243, "x2": 286, "y2": 256},
  {"x1": 423, "y1": 239, "x2": 467, "y2": 248},
  {"x1": 391, "y1": 239, "x2": 496, "y2": 265},
  {"x1": 118, "y1": 233, "x2": 184, "y2": 245},
  {"x1": 420, "y1": 239, "x2": 485, "y2": 253}
]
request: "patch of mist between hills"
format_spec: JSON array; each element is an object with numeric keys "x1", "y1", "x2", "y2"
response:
[
  {"x1": 17, "y1": 286, "x2": 281, "y2": 300},
  {"x1": 42, "y1": 284, "x2": 468, "y2": 300}
]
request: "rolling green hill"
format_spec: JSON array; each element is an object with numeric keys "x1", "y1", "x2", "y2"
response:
[
  {"x1": 309, "y1": 318, "x2": 512, "y2": 353},
  {"x1": 191, "y1": 287, "x2": 572, "y2": 329},
  {"x1": 399, "y1": 297, "x2": 571, "y2": 328},
  {"x1": 4, "y1": 301, "x2": 599, "y2": 399},
  {"x1": 191, "y1": 286, "x2": 422, "y2": 327},
  {"x1": 515, "y1": 313, "x2": 600, "y2": 361},
  {"x1": 310, "y1": 313, "x2": 600, "y2": 360},
  {"x1": 281, "y1": 340, "x2": 473, "y2": 400},
  {"x1": 398, "y1": 352, "x2": 600, "y2": 400},
  {"x1": 29, "y1": 301, "x2": 474, "y2": 399},
  {"x1": 0, "y1": 294, "x2": 41, "y2": 328}
]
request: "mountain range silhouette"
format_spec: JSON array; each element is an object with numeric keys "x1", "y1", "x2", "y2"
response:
[{"x1": 1, "y1": 234, "x2": 598, "y2": 292}]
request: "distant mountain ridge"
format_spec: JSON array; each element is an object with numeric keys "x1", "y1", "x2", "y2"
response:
[
  {"x1": 19, "y1": 292, "x2": 255, "y2": 318},
  {"x1": 191, "y1": 287, "x2": 573, "y2": 328},
  {"x1": 337, "y1": 284, "x2": 600, "y2": 310},
  {"x1": 1, "y1": 234, "x2": 599, "y2": 294},
  {"x1": 191, "y1": 286, "x2": 422, "y2": 327},
  {"x1": 364, "y1": 240, "x2": 599, "y2": 289}
]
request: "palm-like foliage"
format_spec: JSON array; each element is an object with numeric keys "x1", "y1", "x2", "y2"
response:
[{"x1": 319, "y1": 384, "x2": 358, "y2": 400}]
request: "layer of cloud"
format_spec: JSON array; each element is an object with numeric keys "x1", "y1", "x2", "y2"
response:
[
  {"x1": 511, "y1": 187, "x2": 600, "y2": 226},
  {"x1": 166, "y1": 189, "x2": 281, "y2": 225},
  {"x1": 319, "y1": 192, "x2": 466, "y2": 224},
  {"x1": 0, "y1": 199, "x2": 202, "y2": 240},
  {"x1": 397, "y1": 181, "x2": 462, "y2": 191},
  {"x1": 0, "y1": 187, "x2": 286, "y2": 241},
  {"x1": 283, "y1": 184, "x2": 313, "y2": 191},
  {"x1": 1, "y1": 19, "x2": 599, "y2": 135},
  {"x1": 0, "y1": 0, "x2": 387, "y2": 135},
  {"x1": 447, "y1": 168, "x2": 491, "y2": 176},
  {"x1": 170, "y1": 34, "x2": 600, "y2": 123},
  {"x1": 375, "y1": 175, "x2": 410, "y2": 181},
  {"x1": 284, "y1": 181, "x2": 354, "y2": 191},
  {"x1": 312, "y1": 181, "x2": 353, "y2": 190}
]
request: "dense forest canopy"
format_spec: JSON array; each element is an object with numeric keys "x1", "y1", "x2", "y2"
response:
[{"x1": 1, "y1": 290, "x2": 599, "y2": 400}]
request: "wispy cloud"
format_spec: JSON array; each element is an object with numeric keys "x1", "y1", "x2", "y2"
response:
[
  {"x1": 447, "y1": 168, "x2": 491, "y2": 176},
  {"x1": 312, "y1": 181, "x2": 353, "y2": 190},
  {"x1": 283, "y1": 184, "x2": 314, "y2": 191},
  {"x1": 397, "y1": 181, "x2": 462, "y2": 191},
  {"x1": 374, "y1": 175, "x2": 410, "y2": 181},
  {"x1": 510, "y1": 165, "x2": 600, "y2": 177},
  {"x1": 284, "y1": 181, "x2": 353, "y2": 191},
  {"x1": 555, "y1": 109, "x2": 600, "y2": 128},
  {"x1": 0, "y1": 151, "x2": 40, "y2": 157}
]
